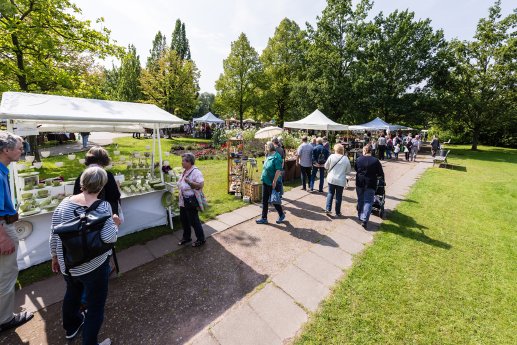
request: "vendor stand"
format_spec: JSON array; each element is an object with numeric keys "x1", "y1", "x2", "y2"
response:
[{"x1": 0, "y1": 92, "x2": 188, "y2": 269}]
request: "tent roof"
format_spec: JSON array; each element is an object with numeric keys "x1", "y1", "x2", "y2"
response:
[
  {"x1": 283, "y1": 109, "x2": 348, "y2": 131},
  {"x1": 193, "y1": 112, "x2": 224, "y2": 123},
  {"x1": 0, "y1": 92, "x2": 188, "y2": 126},
  {"x1": 349, "y1": 117, "x2": 408, "y2": 131}
]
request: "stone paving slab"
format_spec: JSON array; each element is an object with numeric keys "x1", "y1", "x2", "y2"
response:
[
  {"x1": 145, "y1": 234, "x2": 180, "y2": 258},
  {"x1": 117, "y1": 244, "x2": 155, "y2": 273},
  {"x1": 233, "y1": 204, "x2": 261, "y2": 219},
  {"x1": 248, "y1": 284, "x2": 308, "y2": 341},
  {"x1": 272, "y1": 265, "x2": 329, "y2": 312},
  {"x1": 324, "y1": 230, "x2": 365, "y2": 255},
  {"x1": 294, "y1": 251, "x2": 344, "y2": 288},
  {"x1": 216, "y1": 211, "x2": 249, "y2": 227},
  {"x1": 203, "y1": 219, "x2": 229, "y2": 232},
  {"x1": 310, "y1": 241, "x2": 354, "y2": 269},
  {"x1": 338, "y1": 219, "x2": 374, "y2": 244},
  {"x1": 188, "y1": 330, "x2": 220, "y2": 345},
  {"x1": 15, "y1": 274, "x2": 64, "y2": 314},
  {"x1": 211, "y1": 303, "x2": 282, "y2": 345}
]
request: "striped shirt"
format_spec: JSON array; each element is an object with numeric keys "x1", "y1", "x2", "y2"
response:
[{"x1": 49, "y1": 198, "x2": 117, "y2": 276}]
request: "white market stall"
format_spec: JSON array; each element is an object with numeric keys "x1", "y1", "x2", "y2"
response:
[
  {"x1": 193, "y1": 112, "x2": 224, "y2": 124},
  {"x1": 348, "y1": 117, "x2": 410, "y2": 132},
  {"x1": 283, "y1": 109, "x2": 349, "y2": 132},
  {"x1": 0, "y1": 92, "x2": 188, "y2": 269}
]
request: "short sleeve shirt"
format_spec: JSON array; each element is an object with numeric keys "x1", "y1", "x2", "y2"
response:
[
  {"x1": 297, "y1": 143, "x2": 314, "y2": 167},
  {"x1": 261, "y1": 152, "x2": 283, "y2": 186},
  {"x1": 0, "y1": 162, "x2": 16, "y2": 216},
  {"x1": 178, "y1": 166, "x2": 204, "y2": 197}
]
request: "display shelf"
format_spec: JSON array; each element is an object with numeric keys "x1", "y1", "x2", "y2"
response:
[{"x1": 227, "y1": 138, "x2": 244, "y2": 195}]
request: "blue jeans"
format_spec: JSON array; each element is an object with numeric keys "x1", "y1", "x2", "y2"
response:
[
  {"x1": 326, "y1": 183, "x2": 344, "y2": 214},
  {"x1": 356, "y1": 187, "x2": 375, "y2": 224},
  {"x1": 386, "y1": 148, "x2": 392, "y2": 159},
  {"x1": 310, "y1": 166, "x2": 325, "y2": 191},
  {"x1": 82, "y1": 135, "x2": 89, "y2": 148},
  {"x1": 62, "y1": 259, "x2": 110, "y2": 345}
]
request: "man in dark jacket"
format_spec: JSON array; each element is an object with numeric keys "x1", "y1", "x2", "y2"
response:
[
  {"x1": 354, "y1": 144, "x2": 384, "y2": 229},
  {"x1": 310, "y1": 137, "x2": 330, "y2": 192}
]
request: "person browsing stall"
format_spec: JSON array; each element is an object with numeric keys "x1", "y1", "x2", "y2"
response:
[
  {"x1": 0, "y1": 132, "x2": 34, "y2": 333},
  {"x1": 177, "y1": 153, "x2": 206, "y2": 247},
  {"x1": 256, "y1": 142, "x2": 285, "y2": 224}
]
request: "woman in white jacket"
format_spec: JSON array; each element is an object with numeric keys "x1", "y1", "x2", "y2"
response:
[{"x1": 324, "y1": 144, "x2": 352, "y2": 216}]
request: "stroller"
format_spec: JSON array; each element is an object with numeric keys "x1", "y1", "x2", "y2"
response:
[{"x1": 372, "y1": 177, "x2": 386, "y2": 218}]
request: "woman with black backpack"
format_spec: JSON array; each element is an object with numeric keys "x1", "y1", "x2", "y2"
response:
[{"x1": 50, "y1": 167, "x2": 116, "y2": 345}]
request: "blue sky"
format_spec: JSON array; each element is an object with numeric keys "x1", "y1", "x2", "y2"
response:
[{"x1": 72, "y1": 0, "x2": 515, "y2": 93}]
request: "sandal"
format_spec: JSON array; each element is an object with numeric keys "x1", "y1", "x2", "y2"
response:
[
  {"x1": 178, "y1": 239, "x2": 192, "y2": 246},
  {"x1": 192, "y1": 240, "x2": 206, "y2": 247},
  {"x1": 0, "y1": 311, "x2": 33, "y2": 332}
]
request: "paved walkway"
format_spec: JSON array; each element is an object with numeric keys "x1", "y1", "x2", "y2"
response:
[{"x1": 4, "y1": 156, "x2": 433, "y2": 345}]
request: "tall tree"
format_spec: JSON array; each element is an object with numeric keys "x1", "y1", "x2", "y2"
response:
[
  {"x1": 170, "y1": 19, "x2": 191, "y2": 60},
  {"x1": 260, "y1": 18, "x2": 308, "y2": 126},
  {"x1": 147, "y1": 31, "x2": 167, "y2": 69},
  {"x1": 354, "y1": 10, "x2": 447, "y2": 125},
  {"x1": 215, "y1": 33, "x2": 263, "y2": 128},
  {"x1": 117, "y1": 44, "x2": 142, "y2": 102},
  {"x1": 140, "y1": 48, "x2": 199, "y2": 116},
  {"x1": 0, "y1": 0, "x2": 120, "y2": 159},
  {"x1": 437, "y1": 1, "x2": 517, "y2": 149},
  {"x1": 305, "y1": 0, "x2": 372, "y2": 122},
  {"x1": 195, "y1": 92, "x2": 215, "y2": 116}
]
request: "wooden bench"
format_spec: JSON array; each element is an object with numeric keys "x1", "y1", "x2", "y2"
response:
[{"x1": 433, "y1": 150, "x2": 450, "y2": 167}]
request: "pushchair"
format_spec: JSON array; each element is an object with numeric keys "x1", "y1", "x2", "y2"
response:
[{"x1": 372, "y1": 177, "x2": 385, "y2": 218}]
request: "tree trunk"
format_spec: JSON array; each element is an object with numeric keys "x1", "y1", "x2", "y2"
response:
[{"x1": 471, "y1": 126, "x2": 480, "y2": 150}]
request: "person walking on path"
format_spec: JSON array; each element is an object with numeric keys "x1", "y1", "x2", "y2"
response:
[
  {"x1": 0, "y1": 132, "x2": 34, "y2": 333},
  {"x1": 410, "y1": 135, "x2": 421, "y2": 162},
  {"x1": 355, "y1": 145, "x2": 384, "y2": 229},
  {"x1": 310, "y1": 137, "x2": 330, "y2": 192},
  {"x1": 386, "y1": 136, "x2": 393, "y2": 159},
  {"x1": 256, "y1": 142, "x2": 285, "y2": 224},
  {"x1": 404, "y1": 134, "x2": 413, "y2": 161},
  {"x1": 50, "y1": 167, "x2": 117, "y2": 345},
  {"x1": 177, "y1": 153, "x2": 206, "y2": 247},
  {"x1": 431, "y1": 135, "x2": 440, "y2": 157},
  {"x1": 80, "y1": 132, "x2": 91, "y2": 149},
  {"x1": 296, "y1": 136, "x2": 313, "y2": 191},
  {"x1": 324, "y1": 144, "x2": 351, "y2": 216},
  {"x1": 377, "y1": 134, "x2": 387, "y2": 160}
]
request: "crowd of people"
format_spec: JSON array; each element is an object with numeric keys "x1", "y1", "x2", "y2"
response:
[{"x1": 0, "y1": 128, "x2": 432, "y2": 343}]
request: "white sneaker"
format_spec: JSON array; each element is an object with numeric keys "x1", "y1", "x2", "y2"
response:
[{"x1": 99, "y1": 338, "x2": 111, "y2": 345}]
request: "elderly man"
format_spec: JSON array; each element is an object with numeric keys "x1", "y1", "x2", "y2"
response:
[
  {"x1": 296, "y1": 136, "x2": 313, "y2": 191},
  {"x1": 0, "y1": 132, "x2": 33, "y2": 333}
]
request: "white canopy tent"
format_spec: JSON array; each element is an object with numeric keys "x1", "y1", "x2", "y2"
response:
[
  {"x1": 348, "y1": 117, "x2": 409, "y2": 131},
  {"x1": 193, "y1": 112, "x2": 224, "y2": 124},
  {"x1": 25, "y1": 122, "x2": 146, "y2": 133},
  {"x1": 0, "y1": 91, "x2": 188, "y2": 200},
  {"x1": 283, "y1": 109, "x2": 348, "y2": 131}
]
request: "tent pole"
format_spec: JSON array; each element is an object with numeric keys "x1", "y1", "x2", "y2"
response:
[
  {"x1": 157, "y1": 124, "x2": 164, "y2": 183},
  {"x1": 6, "y1": 120, "x2": 16, "y2": 207}
]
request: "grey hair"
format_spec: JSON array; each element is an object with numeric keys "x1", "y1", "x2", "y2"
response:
[
  {"x1": 182, "y1": 152, "x2": 196, "y2": 165},
  {"x1": 266, "y1": 141, "x2": 276, "y2": 153},
  {"x1": 80, "y1": 166, "x2": 108, "y2": 194},
  {"x1": 0, "y1": 131, "x2": 23, "y2": 152}
]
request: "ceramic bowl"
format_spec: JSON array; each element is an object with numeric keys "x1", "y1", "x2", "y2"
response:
[
  {"x1": 55, "y1": 162, "x2": 63, "y2": 168},
  {"x1": 40, "y1": 151, "x2": 50, "y2": 158},
  {"x1": 25, "y1": 155, "x2": 35, "y2": 163},
  {"x1": 33, "y1": 162, "x2": 43, "y2": 169},
  {"x1": 67, "y1": 154, "x2": 76, "y2": 160},
  {"x1": 79, "y1": 159, "x2": 86, "y2": 164}
]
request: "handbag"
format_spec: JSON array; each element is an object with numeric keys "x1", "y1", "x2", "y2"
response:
[
  {"x1": 269, "y1": 189, "x2": 282, "y2": 205},
  {"x1": 52, "y1": 200, "x2": 113, "y2": 274}
]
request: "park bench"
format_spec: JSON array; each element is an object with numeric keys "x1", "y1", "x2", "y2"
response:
[{"x1": 433, "y1": 150, "x2": 450, "y2": 167}]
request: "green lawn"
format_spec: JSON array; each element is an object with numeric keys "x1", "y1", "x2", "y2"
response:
[{"x1": 295, "y1": 145, "x2": 517, "y2": 345}]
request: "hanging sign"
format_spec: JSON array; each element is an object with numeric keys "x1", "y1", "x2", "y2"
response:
[{"x1": 13, "y1": 123, "x2": 39, "y2": 136}]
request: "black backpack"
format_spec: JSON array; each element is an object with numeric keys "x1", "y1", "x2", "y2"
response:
[
  {"x1": 317, "y1": 150, "x2": 327, "y2": 164},
  {"x1": 52, "y1": 200, "x2": 114, "y2": 274}
]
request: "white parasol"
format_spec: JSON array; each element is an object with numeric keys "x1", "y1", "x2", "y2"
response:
[{"x1": 254, "y1": 126, "x2": 283, "y2": 139}]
